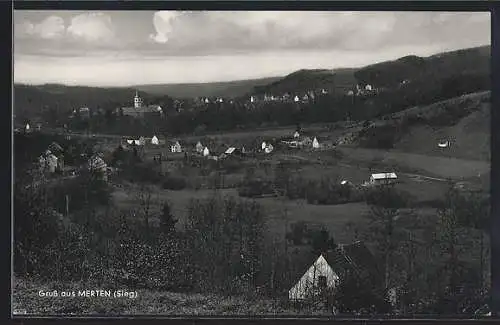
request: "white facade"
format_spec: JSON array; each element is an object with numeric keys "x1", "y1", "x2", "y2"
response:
[
  {"x1": 289, "y1": 255, "x2": 340, "y2": 301},
  {"x1": 46, "y1": 154, "x2": 58, "y2": 173},
  {"x1": 261, "y1": 141, "x2": 267, "y2": 150},
  {"x1": 151, "y1": 136, "x2": 159, "y2": 145},
  {"x1": 294, "y1": 131, "x2": 300, "y2": 138},
  {"x1": 203, "y1": 147, "x2": 210, "y2": 157},
  {"x1": 265, "y1": 144, "x2": 274, "y2": 154},
  {"x1": 195, "y1": 141, "x2": 204, "y2": 153},
  {"x1": 171, "y1": 141, "x2": 182, "y2": 153},
  {"x1": 438, "y1": 140, "x2": 449, "y2": 148},
  {"x1": 365, "y1": 84, "x2": 373, "y2": 91},
  {"x1": 225, "y1": 147, "x2": 236, "y2": 154},
  {"x1": 312, "y1": 137, "x2": 320, "y2": 149}
]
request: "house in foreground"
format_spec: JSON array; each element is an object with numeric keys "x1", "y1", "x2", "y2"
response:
[{"x1": 288, "y1": 241, "x2": 385, "y2": 311}]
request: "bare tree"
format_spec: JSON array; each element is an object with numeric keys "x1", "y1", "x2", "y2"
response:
[{"x1": 136, "y1": 184, "x2": 153, "y2": 232}]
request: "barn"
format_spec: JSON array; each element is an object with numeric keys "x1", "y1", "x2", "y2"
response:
[{"x1": 369, "y1": 172, "x2": 398, "y2": 185}]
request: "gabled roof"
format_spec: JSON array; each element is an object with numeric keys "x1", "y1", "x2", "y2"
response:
[{"x1": 288, "y1": 241, "x2": 383, "y2": 290}]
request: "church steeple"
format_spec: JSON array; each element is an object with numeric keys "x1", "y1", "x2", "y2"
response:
[{"x1": 134, "y1": 90, "x2": 142, "y2": 109}]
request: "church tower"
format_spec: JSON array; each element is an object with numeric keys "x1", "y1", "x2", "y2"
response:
[{"x1": 134, "y1": 90, "x2": 142, "y2": 109}]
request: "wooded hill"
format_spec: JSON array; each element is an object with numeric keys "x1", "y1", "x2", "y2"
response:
[{"x1": 251, "y1": 45, "x2": 490, "y2": 95}]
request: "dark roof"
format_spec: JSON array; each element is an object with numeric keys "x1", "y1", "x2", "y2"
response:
[
  {"x1": 287, "y1": 241, "x2": 384, "y2": 290},
  {"x1": 337, "y1": 241, "x2": 384, "y2": 284}
]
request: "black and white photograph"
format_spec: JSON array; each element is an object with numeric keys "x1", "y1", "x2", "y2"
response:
[{"x1": 13, "y1": 9, "x2": 491, "y2": 317}]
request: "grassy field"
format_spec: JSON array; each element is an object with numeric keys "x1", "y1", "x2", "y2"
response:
[{"x1": 338, "y1": 147, "x2": 489, "y2": 180}]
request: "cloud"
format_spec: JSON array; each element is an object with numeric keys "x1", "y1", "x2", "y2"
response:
[
  {"x1": 66, "y1": 12, "x2": 115, "y2": 42},
  {"x1": 15, "y1": 15, "x2": 65, "y2": 40},
  {"x1": 146, "y1": 11, "x2": 490, "y2": 55},
  {"x1": 14, "y1": 10, "x2": 490, "y2": 60},
  {"x1": 149, "y1": 11, "x2": 183, "y2": 43}
]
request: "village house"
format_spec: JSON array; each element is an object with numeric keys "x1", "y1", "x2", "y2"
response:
[
  {"x1": 195, "y1": 141, "x2": 204, "y2": 153},
  {"x1": 312, "y1": 137, "x2": 320, "y2": 149},
  {"x1": 39, "y1": 150, "x2": 59, "y2": 174},
  {"x1": 264, "y1": 143, "x2": 274, "y2": 154},
  {"x1": 369, "y1": 172, "x2": 398, "y2": 186},
  {"x1": 288, "y1": 241, "x2": 385, "y2": 310},
  {"x1": 88, "y1": 154, "x2": 108, "y2": 181},
  {"x1": 171, "y1": 141, "x2": 182, "y2": 153},
  {"x1": 151, "y1": 135, "x2": 159, "y2": 145},
  {"x1": 119, "y1": 91, "x2": 163, "y2": 118}
]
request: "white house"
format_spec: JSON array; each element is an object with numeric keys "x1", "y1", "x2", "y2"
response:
[
  {"x1": 294, "y1": 131, "x2": 300, "y2": 139},
  {"x1": 225, "y1": 147, "x2": 236, "y2": 155},
  {"x1": 438, "y1": 140, "x2": 449, "y2": 148},
  {"x1": 151, "y1": 135, "x2": 159, "y2": 145},
  {"x1": 294, "y1": 95, "x2": 300, "y2": 102},
  {"x1": 365, "y1": 84, "x2": 373, "y2": 91},
  {"x1": 261, "y1": 141, "x2": 267, "y2": 150},
  {"x1": 171, "y1": 141, "x2": 182, "y2": 153},
  {"x1": 195, "y1": 141, "x2": 204, "y2": 153},
  {"x1": 126, "y1": 139, "x2": 134, "y2": 145},
  {"x1": 347, "y1": 90, "x2": 354, "y2": 96},
  {"x1": 25, "y1": 123, "x2": 31, "y2": 132},
  {"x1": 203, "y1": 147, "x2": 210, "y2": 157},
  {"x1": 369, "y1": 172, "x2": 398, "y2": 185},
  {"x1": 312, "y1": 137, "x2": 320, "y2": 149},
  {"x1": 265, "y1": 144, "x2": 274, "y2": 154},
  {"x1": 134, "y1": 140, "x2": 141, "y2": 146}
]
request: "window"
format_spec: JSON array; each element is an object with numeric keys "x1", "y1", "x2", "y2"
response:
[{"x1": 318, "y1": 275, "x2": 327, "y2": 288}]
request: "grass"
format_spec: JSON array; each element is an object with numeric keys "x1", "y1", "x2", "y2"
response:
[
  {"x1": 13, "y1": 276, "x2": 322, "y2": 316},
  {"x1": 338, "y1": 147, "x2": 489, "y2": 180}
]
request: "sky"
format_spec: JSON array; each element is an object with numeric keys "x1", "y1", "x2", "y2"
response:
[{"x1": 14, "y1": 10, "x2": 491, "y2": 87}]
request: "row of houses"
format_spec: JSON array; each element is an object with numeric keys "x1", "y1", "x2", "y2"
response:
[
  {"x1": 249, "y1": 89, "x2": 328, "y2": 104},
  {"x1": 37, "y1": 141, "x2": 108, "y2": 181}
]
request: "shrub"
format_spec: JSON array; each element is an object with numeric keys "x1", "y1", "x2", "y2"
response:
[
  {"x1": 238, "y1": 179, "x2": 275, "y2": 198},
  {"x1": 163, "y1": 175, "x2": 187, "y2": 191}
]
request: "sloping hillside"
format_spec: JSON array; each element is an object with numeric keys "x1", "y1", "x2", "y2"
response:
[
  {"x1": 354, "y1": 45, "x2": 490, "y2": 88},
  {"x1": 253, "y1": 68, "x2": 357, "y2": 95},
  {"x1": 135, "y1": 77, "x2": 282, "y2": 99},
  {"x1": 250, "y1": 45, "x2": 489, "y2": 104},
  {"x1": 354, "y1": 91, "x2": 490, "y2": 162}
]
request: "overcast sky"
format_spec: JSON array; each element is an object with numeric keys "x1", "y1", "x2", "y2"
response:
[{"x1": 14, "y1": 10, "x2": 491, "y2": 87}]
